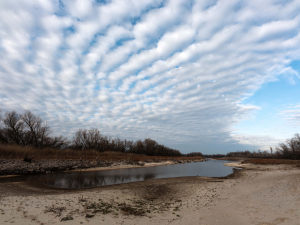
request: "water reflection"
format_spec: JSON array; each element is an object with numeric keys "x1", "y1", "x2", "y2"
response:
[
  {"x1": 0, "y1": 159, "x2": 234, "y2": 189},
  {"x1": 44, "y1": 172, "x2": 157, "y2": 189}
]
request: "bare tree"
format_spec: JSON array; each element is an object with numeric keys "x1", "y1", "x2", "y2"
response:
[
  {"x1": 22, "y1": 110, "x2": 52, "y2": 147},
  {"x1": 44, "y1": 135, "x2": 68, "y2": 148},
  {"x1": 0, "y1": 110, "x2": 68, "y2": 148},
  {"x1": 72, "y1": 128, "x2": 103, "y2": 150},
  {"x1": 143, "y1": 138, "x2": 158, "y2": 156},
  {"x1": 124, "y1": 140, "x2": 134, "y2": 152},
  {"x1": 114, "y1": 137, "x2": 125, "y2": 153},
  {"x1": 276, "y1": 133, "x2": 300, "y2": 159},
  {"x1": 2, "y1": 111, "x2": 26, "y2": 145}
]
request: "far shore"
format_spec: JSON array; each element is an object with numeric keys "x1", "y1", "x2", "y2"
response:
[
  {"x1": 69, "y1": 160, "x2": 177, "y2": 172},
  {"x1": 0, "y1": 158, "x2": 206, "y2": 176}
]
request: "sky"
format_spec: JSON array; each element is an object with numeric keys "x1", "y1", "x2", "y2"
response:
[{"x1": 0, "y1": 0, "x2": 300, "y2": 154}]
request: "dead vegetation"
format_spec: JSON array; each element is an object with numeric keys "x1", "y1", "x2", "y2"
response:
[
  {"x1": 84, "y1": 201, "x2": 115, "y2": 215},
  {"x1": 60, "y1": 216, "x2": 73, "y2": 221},
  {"x1": 0, "y1": 143, "x2": 204, "y2": 161},
  {"x1": 44, "y1": 205, "x2": 66, "y2": 217},
  {"x1": 79, "y1": 197, "x2": 181, "y2": 218},
  {"x1": 243, "y1": 158, "x2": 300, "y2": 165},
  {"x1": 76, "y1": 181, "x2": 184, "y2": 219},
  {"x1": 82, "y1": 199, "x2": 146, "y2": 216},
  {"x1": 119, "y1": 203, "x2": 146, "y2": 216},
  {"x1": 0, "y1": 143, "x2": 110, "y2": 160},
  {"x1": 23, "y1": 154, "x2": 34, "y2": 163}
]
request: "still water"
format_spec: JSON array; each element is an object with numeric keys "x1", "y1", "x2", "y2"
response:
[{"x1": 1, "y1": 159, "x2": 235, "y2": 189}]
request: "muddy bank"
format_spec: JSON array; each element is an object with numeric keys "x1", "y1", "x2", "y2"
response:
[{"x1": 0, "y1": 158, "x2": 205, "y2": 176}]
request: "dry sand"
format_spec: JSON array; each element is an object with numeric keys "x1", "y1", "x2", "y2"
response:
[
  {"x1": 0, "y1": 162, "x2": 299, "y2": 225},
  {"x1": 70, "y1": 160, "x2": 176, "y2": 172}
]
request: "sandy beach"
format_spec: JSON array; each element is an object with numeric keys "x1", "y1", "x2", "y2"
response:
[{"x1": 0, "y1": 162, "x2": 299, "y2": 225}]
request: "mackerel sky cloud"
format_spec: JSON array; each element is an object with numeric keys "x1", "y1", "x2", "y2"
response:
[{"x1": 0, "y1": 0, "x2": 300, "y2": 153}]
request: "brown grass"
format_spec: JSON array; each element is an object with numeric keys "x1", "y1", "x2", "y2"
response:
[
  {"x1": 243, "y1": 158, "x2": 300, "y2": 165},
  {"x1": 44, "y1": 205, "x2": 66, "y2": 217},
  {"x1": 0, "y1": 144, "x2": 204, "y2": 161},
  {"x1": 119, "y1": 203, "x2": 146, "y2": 216}
]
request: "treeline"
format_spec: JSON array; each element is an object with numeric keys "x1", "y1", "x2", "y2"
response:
[
  {"x1": 226, "y1": 150, "x2": 272, "y2": 158},
  {"x1": 186, "y1": 152, "x2": 203, "y2": 157},
  {"x1": 226, "y1": 133, "x2": 300, "y2": 160},
  {"x1": 202, "y1": 154, "x2": 225, "y2": 158},
  {"x1": 0, "y1": 110, "x2": 182, "y2": 157},
  {"x1": 71, "y1": 128, "x2": 181, "y2": 156}
]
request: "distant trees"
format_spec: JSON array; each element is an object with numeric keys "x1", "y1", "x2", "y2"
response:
[
  {"x1": 0, "y1": 110, "x2": 68, "y2": 148},
  {"x1": 226, "y1": 133, "x2": 300, "y2": 160},
  {"x1": 202, "y1": 154, "x2": 225, "y2": 158},
  {"x1": 226, "y1": 150, "x2": 262, "y2": 158},
  {"x1": 226, "y1": 149, "x2": 279, "y2": 158},
  {"x1": 0, "y1": 110, "x2": 182, "y2": 156},
  {"x1": 70, "y1": 129, "x2": 182, "y2": 156},
  {"x1": 186, "y1": 152, "x2": 203, "y2": 157},
  {"x1": 71, "y1": 129, "x2": 127, "y2": 153},
  {"x1": 71, "y1": 128, "x2": 103, "y2": 151}
]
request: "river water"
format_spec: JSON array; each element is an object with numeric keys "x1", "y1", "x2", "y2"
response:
[{"x1": 1, "y1": 159, "x2": 235, "y2": 189}]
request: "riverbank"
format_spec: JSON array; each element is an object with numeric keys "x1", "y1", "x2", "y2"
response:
[
  {"x1": 0, "y1": 158, "x2": 205, "y2": 176},
  {"x1": 0, "y1": 162, "x2": 299, "y2": 224}
]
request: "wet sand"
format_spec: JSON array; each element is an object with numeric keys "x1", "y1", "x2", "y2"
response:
[{"x1": 0, "y1": 162, "x2": 299, "y2": 225}]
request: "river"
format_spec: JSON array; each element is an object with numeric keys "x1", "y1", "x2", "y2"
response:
[{"x1": 0, "y1": 159, "x2": 235, "y2": 189}]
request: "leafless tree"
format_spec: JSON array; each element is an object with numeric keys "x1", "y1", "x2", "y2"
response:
[
  {"x1": 22, "y1": 110, "x2": 52, "y2": 147},
  {"x1": 0, "y1": 110, "x2": 68, "y2": 148},
  {"x1": 72, "y1": 128, "x2": 103, "y2": 150},
  {"x1": 276, "y1": 133, "x2": 300, "y2": 159},
  {"x1": 1, "y1": 111, "x2": 26, "y2": 145}
]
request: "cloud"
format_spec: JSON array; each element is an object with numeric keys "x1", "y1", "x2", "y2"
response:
[
  {"x1": 230, "y1": 134, "x2": 282, "y2": 151},
  {"x1": 1, "y1": 0, "x2": 300, "y2": 153},
  {"x1": 280, "y1": 103, "x2": 300, "y2": 127}
]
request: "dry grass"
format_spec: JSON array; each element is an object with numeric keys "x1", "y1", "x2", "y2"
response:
[
  {"x1": 0, "y1": 144, "x2": 101, "y2": 160},
  {"x1": 44, "y1": 205, "x2": 66, "y2": 217},
  {"x1": 243, "y1": 158, "x2": 300, "y2": 165},
  {"x1": 119, "y1": 203, "x2": 146, "y2": 216},
  {"x1": 0, "y1": 144, "x2": 204, "y2": 161}
]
